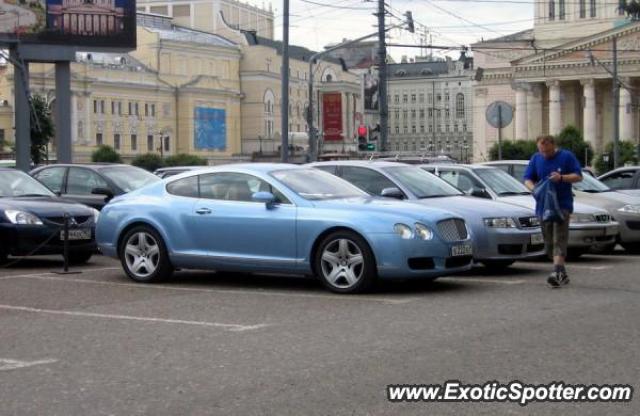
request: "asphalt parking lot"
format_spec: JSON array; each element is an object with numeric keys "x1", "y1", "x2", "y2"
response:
[{"x1": 1, "y1": 252, "x2": 639, "y2": 415}]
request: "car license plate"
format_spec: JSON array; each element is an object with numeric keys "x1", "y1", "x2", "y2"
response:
[
  {"x1": 531, "y1": 233, "x2": 544, "y2": 245},
  {"x1": 60, "y1": 229, "x2": 92, "y2": 241},
  {"x1": 451, "y1": 243, "x2": 473, "y2": 257}
]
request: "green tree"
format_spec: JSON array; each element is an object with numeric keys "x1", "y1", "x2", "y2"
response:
[
  {"x1": 29, "y1": 95, "x2": 55, "y2": 165},
  {"x1": 556, "y1": 125, "x2": 594, "y2": 167},
  {"x1": 594, "y1": 141, "x2": 639, "y2": 174},
  {"x1": 489, "y1": 140, "x2": 537, "y2": 161},
  {"x1": 91, "y1": 145, "x2": 123, "y2": 163},
  {"x1": 164, "y1": 153, "x2": 207, "y2": 167},
  {"x1": 132, "y1": 153, "x2": 165, "y2": 172}
]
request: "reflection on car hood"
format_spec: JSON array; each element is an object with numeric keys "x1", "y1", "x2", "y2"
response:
[
  {"x1": 313, "y1": 196, "x2": 460, "y2": 223},
  {"x1": 412, "y1": 195, "x2": 534, "y2": 219},
  {"x1": 0, "y1": 197, "x2": 93, "y2": 217},
  {"x1": 498, "y1": 195, "x2": 608, "y2": 215}
]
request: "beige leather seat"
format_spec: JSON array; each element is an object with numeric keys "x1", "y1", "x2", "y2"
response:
[{"x1": 225, "y1": 181, "x2": 253, "y2": 201}]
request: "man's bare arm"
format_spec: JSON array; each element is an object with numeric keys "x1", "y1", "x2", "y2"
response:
[{"x1": 524, "y1": 179, "x2": 536, "y2": 191}]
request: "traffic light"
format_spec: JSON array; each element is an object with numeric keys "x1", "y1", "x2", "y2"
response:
[
  {"x1": 357, "y1": 125, "x2": 368, "y2": 151},
  {"x1": 366, "y1": 143, "x2": 376, "y2": 151}
]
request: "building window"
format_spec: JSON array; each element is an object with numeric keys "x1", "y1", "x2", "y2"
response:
[
  {"x1": 403, "y1": 126, "x2": 408, "y2": 134},
  {"x1": 420, "y1": 125, "x2": 425, "y2": 133},
  {"x1": 454, "y1": 124, "x2": 458, "y2": 132},
  {"x1": 118, "y1": 102, "x2": 122, "y2": 115},
  {"x1": 419, "y1": 93, "x2": 424, "y2": 103},
  {"x1": 445, "y1": 93, "x2": 449, "y2": 102},
  {"x1": 579, "y1": 0, "x2": 586, "y2": 17},
  {"x1": 135, "y1": 103, "x2": 139, "y2": 116},
  {"x1": 96, "y1": 133, "x2": 103, "y2": 146},
  {"x1": 412, "y1": 125, "x2": 416, "y2": 133},
  {"x1": 559, "y1": 0, "x2": 565, "y2": 19},
  {"x1": 114, "y1": 134, "x2": 121, "y2": 150},
  {"x1": 428, "y1": 93, "x2": 433, "y2": 103},
  {"x1": 164, "y1": 137, "x2": 170, "y2": 152},
  {"x1": 403, "y1": 110, "x2": 408, "y2": 119},
  {"x1": 403, "y1": 94, "x2": 408, "y2": 103},
  {"x1": 590, "y1": 0, "x2": 596, "y2": 16},
  {"x1": 411, "y1": 94, "x2": 416, "y2": 103},
  {"x1": 456, "y1": 93, "x2": 465, "y2": 118},
  {"x1": 93, "y1": 100, "x2": 98, "y2": 113},
  {"x1": 151, "y1": 104, "x2": 156, "y2": 117},
  {"x1": 446, "y1": 125, "x2": 450, "y2": 132},
  {"x1": 131, "y1": 134, "x2": 137, "y2": 151},
  {"x1": 419, "y1": 109, "x2": 425, "y2": 119},
  {"x1": 619, "y1": 0, "x2": 625, "y2": 15},
  {"x1": 437, "y1": 94, "x2": 442, "y2": 102},
  {"x1": 428, "y1": 108, "x2": 433, "y2": 117},
  {"x1": 394, "y1": 95, "x2": 399, "y2": 104},
  {"x1": 145, "y1": 104, "x2": 149, "y2": 117},
  {"x1": 429, "y1": 125, "x2": 433, "y2": 133},
  {"x1": 147, "y1": 135, "x2": 154, "y2": 151},
  {"x1": 445, "y1": 109, "x2": 450, "y2": 118},
  {"x1": 549, "y1": 0, "x2": 555, "y2": 20},
  {"x1": 100, "y1": 101, "x2": 105, "y2": 114},
  {"x1": 463, "y1": 124, "x2": 467, "y2": 131},
  {"x1": 111, "y1": 101, "x2": 115, "y2": 115},
  {"x1": 395, "y1": 126, "x2": 400, "y2": 134},
  {"x1": 395, "y1": 110, "x2": 400, "y2": 119},
  {"x1": 128, "y1": 102, "x2": 132, "y2": 115},
  {"x1": 411, "y1": 110, "x2": 416, "y2": 119}
]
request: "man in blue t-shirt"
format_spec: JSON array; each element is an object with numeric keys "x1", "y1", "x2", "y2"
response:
[{"x1": 524, "y1": 135, "x2": 583, "y2": 288}]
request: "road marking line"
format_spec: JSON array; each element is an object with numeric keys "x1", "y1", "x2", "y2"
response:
[
  {"x1": 0, "y1": 304, "x2": 268, "y2": 332},
  {"x1": 441, "y1": 277, "x2": 526, "y2": 285},
  {"x1": 0, "y1": 272, "x2": 55, "y2": 280},
  {"x1": 10, "y1": 274, "x2": 415, "y2": 305},
  {"x1": 0, "y1": 358, "x2": 58, "y2": 371},
  {"x1": 517, "y1": 263, "x2": 613, "y2": 271}
]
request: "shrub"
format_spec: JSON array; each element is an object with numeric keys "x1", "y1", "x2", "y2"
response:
[
  {"x1": 91, "y1": 145, "x2": 122, "y2": 163},
  {"x1": 594, "y1": 141, "x2": 639, "y2": 175},
  {"x1": 164, "y1": 153, "x2": 207, "y2": 167},
  {"x1": 489, "y1": 140, "x2": 536, "y2": 161},
  {"x1": 132, "y1": 153, "x2": 165, "y2": 172}
]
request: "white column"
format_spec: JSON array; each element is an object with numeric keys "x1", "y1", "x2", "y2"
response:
[
  {"x1": 71, "y1": 93, "x2": 78, "y2": 143},
  {"x1": 581, "y1": 79, "x2": 597, "y2": 148},
  {"x1": 547, "y1": 80, "x2": 562, "y2": 135},
  {"x1": 515, "y1": 87, "x2": 528, "y2": 140},
  {"x1": 527, "y1": 84, "x2": 543, "y2": 139},
  {"x1": 620, "y1": 83, "x2": 634, "y2": 141}
]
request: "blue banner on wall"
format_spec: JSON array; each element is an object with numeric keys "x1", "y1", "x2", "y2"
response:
[{"x1": 194, "y1": 107, "x2": 226, "y2": 151}]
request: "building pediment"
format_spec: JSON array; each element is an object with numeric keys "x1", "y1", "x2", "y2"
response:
[{"x1": 513, "y1": 21, "x2": 640, "y2": 67}]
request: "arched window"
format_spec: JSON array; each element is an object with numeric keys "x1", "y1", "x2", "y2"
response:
[{"x1": 456, "y1": 93, "x2": 465, "y2": 118}]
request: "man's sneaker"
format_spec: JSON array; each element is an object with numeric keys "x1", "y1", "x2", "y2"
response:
[
  {"x1": 547, "y1": 272, "x2": 560, "y2": 288},
  {"x1": 557, "y1": 271, "x2": 570, "y2": 287}
]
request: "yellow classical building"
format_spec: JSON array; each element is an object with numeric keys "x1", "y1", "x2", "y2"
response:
[{"x1": 0, "y1": 12, "x2": 243, "y2": 163}]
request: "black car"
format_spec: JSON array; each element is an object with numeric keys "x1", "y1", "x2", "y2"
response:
[
  {"x1": 30, "y1": 163, "x2": 161, "y2": 210},
  {"x1": 0, "y1": 168, "x2": 98, "y2": 264}
]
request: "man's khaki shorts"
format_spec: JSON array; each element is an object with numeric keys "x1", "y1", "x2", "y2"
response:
[{"x1": 542, "y1": 211, "x2": 570, "y2": 257}]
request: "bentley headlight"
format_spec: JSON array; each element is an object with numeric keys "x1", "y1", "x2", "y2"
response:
[
  {"x1": 91, "y1": 208, "x2": 100, "y2": 223},
  {"x1": 570, "y1": 213, "x2": 596, "y2": 224},
  {"x1": 4, "y1": 210, "x2": 43, "y2": 225},
  {"x1": 394, "y1": 223, "x2": 414, "y2": 239},
  {"x1": 483, "y1": 217, "x2": 517, "y2": 228},
  {"x1": 414, "y1": 223, "x2": 434, "y2": 240},
  {"x1": 617, "y1": 204, "x2": 640, "y2": 214}
]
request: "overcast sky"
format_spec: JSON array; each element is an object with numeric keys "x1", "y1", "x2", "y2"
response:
[{"x1": 247, "y1": 0, "x2": 533, "y2": 61}]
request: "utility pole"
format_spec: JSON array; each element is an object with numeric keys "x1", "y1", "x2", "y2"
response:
[
  {"x1": 612, "y1": 37, "x2": 620, "y2": 169},
  {"x1": 377, "y1": 0, "x2": 389, "y2": 152},
  {"x1": 281, "y1": 0, "x2": 290, "y2": 162}
]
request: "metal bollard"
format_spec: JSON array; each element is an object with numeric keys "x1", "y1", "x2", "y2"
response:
[{"x1": 52, "y1": 213, "x2": 81, "y2": 275}]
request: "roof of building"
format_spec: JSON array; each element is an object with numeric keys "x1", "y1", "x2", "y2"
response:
[
  {"x1": 137, "y1": 12, "x2": 238, "y2": 48},
  {"x1": 476, "y1": 29, "x2": 534, "y2": 44},
  {"x1": 387, "y1": 61, "x2": 450, "y2": 79},
  {"x1": 243, "y1": 31, "x2": 346, "y2": 69},
  {"x1": 75, "y1": 52, "x2": 152, "y2": 72}
]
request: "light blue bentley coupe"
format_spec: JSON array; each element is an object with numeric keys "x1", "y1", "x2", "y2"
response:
[{"x1": 96, "y1": 164, "x2": 473, "y2": 293}]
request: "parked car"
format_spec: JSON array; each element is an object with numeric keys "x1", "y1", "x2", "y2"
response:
[
  {"x1": 484, "y1": 160, "x2": 640, "y2": 253},
  {"x1": 153, "y1": 166, "x2": 209, "y2": 179},
  {"x1": 0, "y1": 168, "x2": 98, "y2": 264},
  {"x1": 598, "y1": 166, "x2": 640, "y2": 196},
  {"x1": 30, "y1": 163, "x2": 161, "y2": 210},
  {"x1": 424, "y1": 164, "x2": 619, "y2": 256},
  {"x1": 96, "y1": 164, "x2": 474, "y2": 294},
  {"x1": 309, "y1": 161, "x2": 545, "y2": 269}
]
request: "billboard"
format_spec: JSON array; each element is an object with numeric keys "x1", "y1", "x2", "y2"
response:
[
  {"x1": 363, "y1": 72, "x2": 379, "y2": 111},
  {"x1": 0, "y1": 0, "x2": 136, "y2": 48},
  {"x1": 194, "y1": 107, "x2": 226, "y2": 151},
  {"x1": 322, "y1": 92, "x2": 342, "y2": 141}
]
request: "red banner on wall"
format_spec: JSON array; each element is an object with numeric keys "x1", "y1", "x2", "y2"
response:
[{"x1": 322, "y1": 93, "x2": 342, "y2": 141}]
